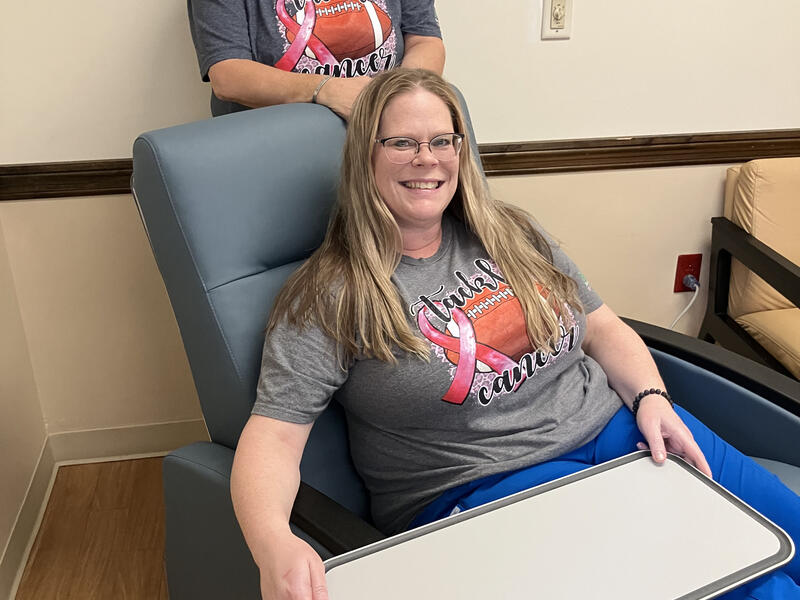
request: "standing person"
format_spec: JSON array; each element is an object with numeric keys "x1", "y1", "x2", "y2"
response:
[
  {"x1": 188, "y1": 0, "x2": 444, "y2": 117},
  {"x1": 232, "y1": 69, "x2": 800, "y2": 599}
]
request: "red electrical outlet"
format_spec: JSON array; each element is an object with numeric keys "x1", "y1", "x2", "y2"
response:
[{"x1": 674, "y1": 253, "x2": 702, "y2": 292}]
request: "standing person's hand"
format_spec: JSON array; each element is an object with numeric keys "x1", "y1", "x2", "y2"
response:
[
  {"x1": 635, "y1": 396, "x2": 712, "y2": 477},
  {"x1": 257, "y1": 529, "x2": 329, "y2": 600},
  {"x1": 315, "y1": 76, "x2": 371, "y2": 120}
]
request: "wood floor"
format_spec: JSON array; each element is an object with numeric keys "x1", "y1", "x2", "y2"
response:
[{"x1": 16, "y1": 458, "x2": 168, "y2": 599}]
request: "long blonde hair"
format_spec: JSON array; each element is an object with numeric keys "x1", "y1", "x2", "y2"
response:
[{"x1": 268, "y1": 69, "x2": 582, "y2": 362}]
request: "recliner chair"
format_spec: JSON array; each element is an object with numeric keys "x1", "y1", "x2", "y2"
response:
[{"x1": 132, "y1": 103, "x2": 800, "y2": 600}]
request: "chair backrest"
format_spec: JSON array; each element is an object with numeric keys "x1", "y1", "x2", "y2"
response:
[
  {"x1": 134, "y1": 104, "x2": 344, "y2": 448},
  {"x1": 133, "y1": 90, "x2": 481, "y2": 519},
  {"x1": 724, "y1": 157, "x2": 800, "y2": 319},
  {"x1": 133, "y1": 104, "x2": 375, "y2": 515}
]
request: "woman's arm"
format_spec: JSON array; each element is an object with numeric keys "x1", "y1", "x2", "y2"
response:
[
  {"x1": 231, "y1": 414, "x2": 329, "y2": 600},
  {"x1": 401, "y1": 34, "x2": 445, "y2": 74},
  {"x1": 208, "y1": 59, "x2": 370, "y2": 119},
  {"x1": 582, "y1": 304, "x2": 711, "y2": 476}
]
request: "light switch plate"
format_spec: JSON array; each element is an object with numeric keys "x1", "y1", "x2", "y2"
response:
[{"x1": 541, "y1": 0, "x2": 572, "y2": 40}]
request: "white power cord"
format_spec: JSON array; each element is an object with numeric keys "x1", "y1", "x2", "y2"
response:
[{"x1": 670, "y1": 274, "x2": 700, "y2": 330}]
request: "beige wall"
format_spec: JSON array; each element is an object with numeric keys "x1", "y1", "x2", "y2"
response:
[
  {"x1": 491, "y1": 164, "x2": 729, "y2": 336},
  {"x1": 437, "y1": 0, "x2": 800, "y2": 142},
  {"x1": 0, "y1": 196, "x2": 202, "y2": 433},
  {"x1": 0, "y1": 222, "x2": 46, "y2": 566},
  {"x1": 0, "y1": 0, "x2": 211, "y2": 163}
]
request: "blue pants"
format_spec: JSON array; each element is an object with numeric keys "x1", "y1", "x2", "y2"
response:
[{"x1": 411, "y1": 406, "x2": 800, "y2": 599}]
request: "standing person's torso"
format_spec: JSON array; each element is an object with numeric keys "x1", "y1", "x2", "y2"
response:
[
  {"x1": 190, "y1": 0, "x2": 442, "y2": 115},
  {"x1": 246, "y1": 0, "x2": 407, "y2": 77}
]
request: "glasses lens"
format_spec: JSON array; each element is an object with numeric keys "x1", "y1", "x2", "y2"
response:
[
  {"x1": 430, "y1": 134, "x2": 462, "y2": 161},
  {"x1": 383, "y1": 138, "x2": 418, "y2": 164}
]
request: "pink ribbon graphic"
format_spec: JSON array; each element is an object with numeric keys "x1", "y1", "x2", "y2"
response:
[
  {"x1": 417, "y1": 307, "x2": 521, "y2": 405},
  {"x1": 275, "y1": 0, "x2": 338, "y2": 71}
]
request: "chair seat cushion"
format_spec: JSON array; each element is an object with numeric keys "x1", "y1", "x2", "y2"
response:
[
  {"x1": 736, "y1": 308, "x2": 800, "y2": 378},
  {"x1": 752, "y1": 457, "x2": 800, "y2": 494}
]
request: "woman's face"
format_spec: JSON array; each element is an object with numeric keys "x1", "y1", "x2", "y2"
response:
[{"x1": 371, "y1": 88, "x2": 459, "y2": 233}]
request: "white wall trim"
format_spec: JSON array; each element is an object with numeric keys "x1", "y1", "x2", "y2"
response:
[
  {"x1": 0, "y1": 439, "x2": 54, "y2": 600},
  {"x1": 0, "y1": 418, "x2": 208, "y2": 600},
  {"x1": 47, "y1": 419, "x2": 208, "y2": 464}
]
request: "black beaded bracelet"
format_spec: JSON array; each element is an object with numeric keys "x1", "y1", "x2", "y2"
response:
[{"x1": 631, "y1": 388, "x2": 673, "y2": 418}]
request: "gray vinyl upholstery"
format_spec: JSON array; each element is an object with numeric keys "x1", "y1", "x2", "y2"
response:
[
  {"x1": 133, "y1": 104, "x2": 342, "y2": 450},
  {"x1": 134, "y1": 104, "x2": 358, "y2": 600},
  {"x1": 133, "y1": 99, "x2": 799, "y2": 600},
  {"x1": 652, "y1": 349, "x2": 800, "y2": 490}
]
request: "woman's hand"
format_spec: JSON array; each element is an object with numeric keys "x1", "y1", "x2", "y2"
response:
[
  {"x1": 257, "y1": 530, "x2": 329, "y2": 600},
  {"x1": 315, "y1": 76, "x2": 371, "y2": 120},
  {"x1": 635, "y1": 395, "x2": 712, "y2": 477},
  {"x1": 582, "y1": 306, "x2": 712, "y2": 476}
]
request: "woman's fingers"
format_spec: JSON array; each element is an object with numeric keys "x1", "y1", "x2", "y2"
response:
[
  {"x1": 309, "y1": 554, "x2": 330, "y2": 600},
  {"x1": 639, "y1": 437, "x2": 713, "y2": 477},
  {"x1": 637, "y1": 417, "x2": 668, "y2": 464},
  {"x1": 667, "y1": 436, "x2": 712, "y2": 477},
  {"x1": 636, "y1": 413, "x2": 713, "y2": 478}
]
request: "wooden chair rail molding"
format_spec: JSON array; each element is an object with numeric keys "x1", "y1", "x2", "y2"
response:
[{"x1": 2, "y1": 129, "x2": 800, "y2": 201}]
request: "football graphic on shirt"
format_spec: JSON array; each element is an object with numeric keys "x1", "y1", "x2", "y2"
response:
[
  {"x1": 287, "y1": 0, "x2": 393, "y2": 62},
  {"x1": 445, "y1": 282, "x2": 533, "y2": 371},
  {"x1": 444, "y1": 282, "x2": 560, "y2": 372}
]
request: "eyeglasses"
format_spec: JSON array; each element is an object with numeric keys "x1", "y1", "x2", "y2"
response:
[{"x1": 375, "y1": 133, "x2": 464, "y2": 164}]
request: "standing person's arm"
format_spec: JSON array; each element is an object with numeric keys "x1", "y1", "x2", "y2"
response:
[
  {"x1": 399, "y1": 0, "x2": 445, "y2": 74},
  {"x1": 190, "y1": 0, "x2": 370, "y2": 118},
  {"x1": 231, "y1": 414, "x2": 330, "y2": 600},
  {"x1": 208, "y1": 60, "x2": 370, "y2": 119},
  {"x1": 582, "y1": 304, "x2": 712, "y2": 476},
  {"x1": 401, "y1": 34, "x2": 445, "y2": 74}
]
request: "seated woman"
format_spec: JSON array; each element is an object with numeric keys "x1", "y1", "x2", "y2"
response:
[{"x1": 231, "y1": 69, "x2": 800, "y2": 600}]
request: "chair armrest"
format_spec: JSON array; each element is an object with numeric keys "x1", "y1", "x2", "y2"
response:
[
  {"x1": 167, "y1": 442, "x2": 384, "y2": 558},
  {"x1": 291, "y1": 482, "x2": 386, "y2": 555},
  {"x1": 710, "y1": 216, "x2": 800, "y2": 307},
  {"x1": 622, "y1": 317, "x2": 800, "y2": 417}
]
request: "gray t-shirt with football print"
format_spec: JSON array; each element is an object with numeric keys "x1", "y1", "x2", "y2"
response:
[
  {"x1": 188, "y1": 0, "x2": 442, "y2": 115},
  {"x1": 254, "y1": 215, "x2": 623, "y2": 534}
]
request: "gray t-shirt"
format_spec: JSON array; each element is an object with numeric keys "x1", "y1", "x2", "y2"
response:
[
  {"x1": 254, "y1": 216, "x2": 623, "y2": 534},
  {"x1": 188, "y1": 0, "x2": 442, "y2": 115}
]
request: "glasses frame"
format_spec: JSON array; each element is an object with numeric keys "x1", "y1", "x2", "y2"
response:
[{"x1": 375, "y1": 133, "x2": 465, "y2": 164}]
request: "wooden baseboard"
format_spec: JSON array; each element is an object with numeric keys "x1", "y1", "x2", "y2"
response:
[{"x1": 0, "y1": 419, "x2": 208, "y2": 600}]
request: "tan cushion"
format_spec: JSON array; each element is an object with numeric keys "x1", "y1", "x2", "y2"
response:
[
  {"x1": 736, "y1": 308, "x2": 800, "y2": 379},
  {"x1": 723, "y1": 166, "x2": 740, "y2": 219},
  {"x1": 727, "y1": 158, "x2": 800, "y2": 319}
]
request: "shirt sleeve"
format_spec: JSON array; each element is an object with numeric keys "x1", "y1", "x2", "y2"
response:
[
  {"x1": 253, "y1": 316, "x2": 351, "y2": 424},
  {"x1": 400, "y1": 0, "x2": 443, "y2": 38},
  {"x1": 188, "y1": 0, "x2": 254, "y2": 81},
  {"x1": 532, "y1": 225, "x2": 603, "y2": 314},
  {"x1": 549, "y1": 243, "x2": 603, "y2": 314}
]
